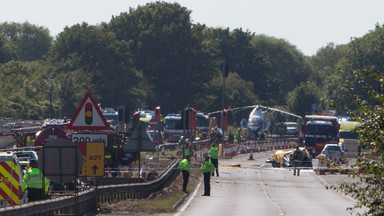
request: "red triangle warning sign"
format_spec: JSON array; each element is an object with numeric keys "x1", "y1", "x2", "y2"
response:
[{"x1": 68, "y1": 93, "x2": 110, "y2": 130}]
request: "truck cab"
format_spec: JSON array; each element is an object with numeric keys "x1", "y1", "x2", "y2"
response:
[{"x1": 299, "y1": 115, "x2": 339, "y2": 157}]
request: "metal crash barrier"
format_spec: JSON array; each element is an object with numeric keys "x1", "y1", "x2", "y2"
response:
[{"x1": 0, "y1": 159, "x2": 179, "y2": 216}]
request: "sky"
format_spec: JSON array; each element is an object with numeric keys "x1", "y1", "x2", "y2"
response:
[{"x1": 2, "y1": 0, "x2": 384, "y2": 56}]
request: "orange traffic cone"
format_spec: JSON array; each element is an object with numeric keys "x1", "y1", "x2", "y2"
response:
[
  {"x1": 248, "y1": 151, "x2": 254, "y2": 160},
  {"x1": 140, "y1": 160, "x2": 147, "y2": 178}
]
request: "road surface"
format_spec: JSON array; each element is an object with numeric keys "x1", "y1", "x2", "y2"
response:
[{"x1": 176, "y1": 150, "x2": 363, "y2": 216}]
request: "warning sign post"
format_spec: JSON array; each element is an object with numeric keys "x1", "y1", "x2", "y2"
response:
[{"x1": 78, "y1": 142, "x2": 104, "y2": 177}]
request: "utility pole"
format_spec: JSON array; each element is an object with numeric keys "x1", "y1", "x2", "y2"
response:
[{"x1": 222, "y1": 59, "x2": 226, "y2": 112}]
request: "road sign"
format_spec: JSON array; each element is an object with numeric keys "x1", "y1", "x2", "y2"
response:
[
  {"x1": 78, "y1": 142, "x2": 104, "y2": 177},
  {"x1": 72, "y1": 134, "x2": 107, "y2": 146},
  {"x1": 68, "y1": 92, "x2": 110, "y2": 130},
  {"x1": 149, "y1": 118, "x2": 158, "y2": 128},
  {"x1": 124, "y1": 122, "x2": 156, "y2": 152},
  {"x1": 71, "y1": 134, "x2": 106, "y2": 177},
  {"x1": 38, "y1": 139, "x2": 83, "y2": 184}
]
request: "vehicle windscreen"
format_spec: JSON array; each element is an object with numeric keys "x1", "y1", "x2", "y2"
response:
[
  {"x1": 196, "y1": 115, "x2": 209, "y2": 127},
  {"x1": 104, "y1": 115, "x2": 118, "y2": 126},
  {"x1": 305, "y1": 122, "x2": 336, "y2": 142},
  {"x1": 165, "y1": 119, "x2": 183, "y2": 130},
  {"x1": 325, "y1": 145, "x2": 341, "y2": 151},
  {"x1": 15, "y1": 152, "x2": 35, "y2": 160},
  {"x1": 286, "y1": 123, "x2": 297, "y2": 128}
]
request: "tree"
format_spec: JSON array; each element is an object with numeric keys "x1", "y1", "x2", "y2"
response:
[
  {"x1": 108, "y1": 2, "x2": 217, "y2": 113},
  {"x1": 308, "y1": 42, "x2": 346, "y2": 84},
  {"x1": 203, "y1": 28, "x2": 267, "y2": 105},
  {"x1": 323, "y1": 24, "x2": 384, "y2": 111},
  {"x1": 0, "y1": 22, "x2": 52, "y2": 61},
  {"x1": 250, "y1": 35, "x2": 311, "y2": 105},
  {"x1": 196, "y1": 72, "x2": 259, "y2": 112},
  {"x1": 48, "y1": 23, "x2": 147, "y2": 115},
  {"x1": 333, "y1": 67, "x2": 384, "y2": 215},
  {"x1": 0, "y1": 60, "x2": 50, "y2": 119},
  {"x1": 0, "y1": 38, "x2": 14, "y2": 63},
  {"x1": 286, "y1": 81, "x2": 321, "y2": 116}
]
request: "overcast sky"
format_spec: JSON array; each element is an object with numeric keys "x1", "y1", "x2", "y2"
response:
[{"x1": 2, "y1": 0, "x2": 384, "y2": 56}]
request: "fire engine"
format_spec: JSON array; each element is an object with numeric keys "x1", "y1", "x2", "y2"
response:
[
  {"x1": 298, "y1": 115, "x2": 340, "y2": 157},
  {"x1": 164, "y1": 107, "x2": 196, "y2": 143}
]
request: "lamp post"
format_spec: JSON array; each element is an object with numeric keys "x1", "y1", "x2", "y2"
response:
[{"x1": 222, "y1": 59, "x2": 226, "y2": 112}]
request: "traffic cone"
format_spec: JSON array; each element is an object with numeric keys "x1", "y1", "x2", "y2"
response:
[
  {"x1": 248, "y1": 151, "x2": 254, "y2": 160},
  {"x1": 140, "y1": 160, "x2": 147, "y2": 178},
  {"x1": 107, "y1": 166, "x2": 112, "y2": 178}
]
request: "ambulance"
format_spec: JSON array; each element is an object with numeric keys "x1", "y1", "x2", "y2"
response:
[{"x1": 0, "y1": 151, "x2": 26, "y2": 207}]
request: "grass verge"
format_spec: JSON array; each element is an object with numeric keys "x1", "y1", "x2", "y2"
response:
[{"x1": 97, "y1": 161, "x2": 201, "y2": 215}]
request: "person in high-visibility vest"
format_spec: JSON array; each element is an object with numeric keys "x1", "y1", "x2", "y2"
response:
[
  {"x1": 179, "y1": 155, "x2": 191, "y2": 193},
  {"x1": 235, "y1": 128, "x2": 241, "y2": 144},
  {"x1": 201, "y1": 156, "x2": 215, "y2": 196},
  {"x1": 22, "y1": 160, "x2": 50, "y2": 201},
  {"x1": 208, "y1": 143, "x2": 219, "y2": 177}
]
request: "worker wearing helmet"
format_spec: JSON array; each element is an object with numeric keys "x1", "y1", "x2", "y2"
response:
[{"x1": 22, "y1": 160, "x2": 50, "y2": 201}]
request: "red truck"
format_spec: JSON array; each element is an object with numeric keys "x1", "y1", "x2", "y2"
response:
[{"x1": 298, "y1": 115, "x2": 340, "y2": 157}]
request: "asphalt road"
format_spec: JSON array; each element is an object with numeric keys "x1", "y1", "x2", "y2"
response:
[{"x1": 175, "y1": 150, "x2": 364, "y2": 216}]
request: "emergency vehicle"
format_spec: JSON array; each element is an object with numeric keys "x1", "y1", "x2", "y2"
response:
[
  {"x1": 164, "y1": 107, "x2": 197, "y2": 143},
  {"x1": 0, "y1": 151, "x2": 26, "y2": 207},
  {"x1": 164, "y1": 114, "x2": 183, "y2": 143},
  {"x1": 100, "y1": 108, "x2": 119, "y2": 131},
  {"x1": 298, "y1": 115, "x2": 340, "y2": 157},
  {"x1": 196, "y1": 113, "x2": 210, "y2": 140}
]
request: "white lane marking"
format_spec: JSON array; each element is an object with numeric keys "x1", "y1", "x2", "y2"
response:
[
  {"x1": 258, "y1": 170, "x2": 285, "y2": 215},
  {"x1": 174, "y1": 178, "x2": 202, "y2": 216}
]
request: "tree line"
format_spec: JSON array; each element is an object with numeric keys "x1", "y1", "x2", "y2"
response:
[{"x1": 0, "y1": 2, "x2": 383, "y2": 120}]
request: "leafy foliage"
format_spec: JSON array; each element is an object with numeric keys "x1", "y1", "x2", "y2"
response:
[
  {"x1": 0, "y1": 22, "x2": 52, "y2": 61},
  {"x1": 2, "y1": 2, "x2": 384, "y2": 120},
  {"x1": 334, "y1": 68, "x2": 384, "y2": 215},
  {"x1": 286, "y1": 81, "x2": 321, "y2": 116}
]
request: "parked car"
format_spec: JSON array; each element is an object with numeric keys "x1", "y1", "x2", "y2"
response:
[
  {"x1": 284, "y1": 122, "x2": 298, "y2": 135},
  {"x1": 321, "y1": 144, "x2": 346, "y2": 163}
]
